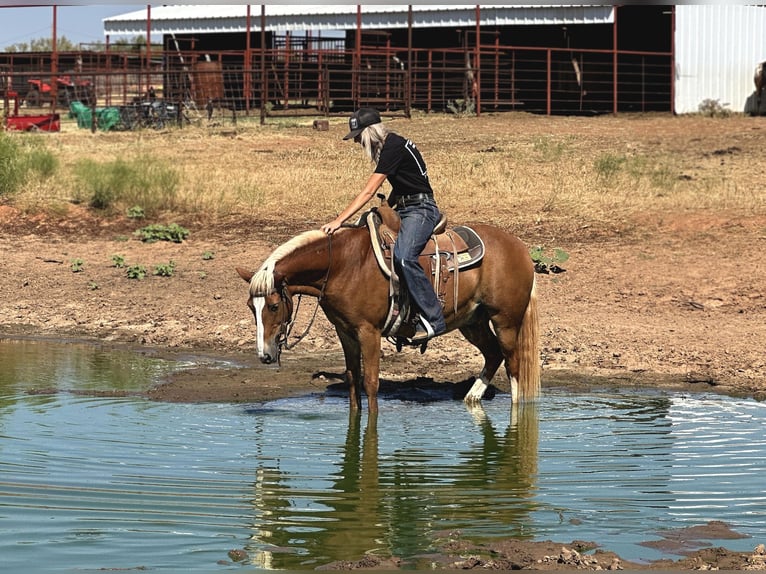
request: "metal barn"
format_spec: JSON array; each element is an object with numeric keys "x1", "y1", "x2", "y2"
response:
[
  {"x1": 100, "y1": 4, "x2": 675, "y2": 116},
  {"x1": 3, "y1": 4, "x2": 765, "y2": 124},
  {"x1": 674, "y1": 4, "x2": 766, "y2": 114}
]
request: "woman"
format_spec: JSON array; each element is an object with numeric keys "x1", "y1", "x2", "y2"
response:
[{"x1": 321, "y1": 108, "x2": 446, "y2": 342}]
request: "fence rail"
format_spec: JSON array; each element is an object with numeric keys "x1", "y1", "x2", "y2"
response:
[{"x1": 2, "y1": 42, "x2": 673, "y2": 126}]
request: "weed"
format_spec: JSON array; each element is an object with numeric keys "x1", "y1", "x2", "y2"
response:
[
  {"x1": 153, "y1": 261, "x2": 176, "y2": 277},
  {"x1": 594, "y1": 153, "x2": 626, "y2": 180},
  {"x1": 88, "y1": 282, "x2": 99, "y2": 291},
  {"x1": 70, "y1": 258, "x2": 85, "y2": 273},
  {"x1": 530, "y1": 246, "x2": 569, "y2": 274},
  {"x1": 202, "y1": 251, "x2": 215, "y2": 261},
  {"x1": 127, "y1": 205, "x2": 145, "y2": 219},
  {"x1": 446, "y1": 98, "x2": 476, "y2": 117},
  {"x1": 24, "y1": 146, "x2": 58, "y2": 179},
  {"x1": 134, "y1": 223, "x2": 190, "y2": 243},
  {"x1": 698, "y1": 98, "x2": 731, "y2": 118},
  {"x1": 533, "y1": 136, "x2": 569, "y2": 162},
  {"x1": 111, "y1": 254, "x2": 126, "y2": 268},
  {"x1": 126, "y1": 265, "x2": 147, "y2": 280}
]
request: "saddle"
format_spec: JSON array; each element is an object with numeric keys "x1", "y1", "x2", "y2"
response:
[{"x1": 363, "y1": 202, "x2": 485, "y2": 344}]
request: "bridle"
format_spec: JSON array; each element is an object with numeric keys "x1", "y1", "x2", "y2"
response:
[{"x1": 273, "y1": 234, "x2": 333, "y2": 352}]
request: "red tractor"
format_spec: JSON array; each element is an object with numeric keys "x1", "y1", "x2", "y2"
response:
[{"x1": 25, "y1": 75, "x2": 96, "y2": 108}]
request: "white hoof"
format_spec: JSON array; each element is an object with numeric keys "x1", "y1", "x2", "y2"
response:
[{"x1": 464, "y1": 378, "x2": 487, "y2": 404}]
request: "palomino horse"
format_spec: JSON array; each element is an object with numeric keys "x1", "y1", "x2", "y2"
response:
[{"x1": 237, "y1": 209, "x2": 539, "y2": 413}]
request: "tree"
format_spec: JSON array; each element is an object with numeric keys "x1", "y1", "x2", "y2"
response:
[{"x1": 4, "y1": 36, "x2": 78, "y2": 53}]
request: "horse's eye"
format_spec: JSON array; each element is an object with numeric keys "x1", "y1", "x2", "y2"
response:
[{"x1": 268, "y1": 304, "x2": 280, "y2": 313}]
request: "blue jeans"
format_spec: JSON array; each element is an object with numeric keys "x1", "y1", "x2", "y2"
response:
[{"x1": 393, "y1": 199, "x2": 446, "y2": 334}]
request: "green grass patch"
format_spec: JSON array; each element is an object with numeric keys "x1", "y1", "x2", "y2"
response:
[{"x1": 73, "y1": 155, "x2": 179, "y2": 215}]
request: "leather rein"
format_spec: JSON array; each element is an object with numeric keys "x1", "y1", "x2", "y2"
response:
[{"x1": 276, "y1": 234, "x2": 332, "y2": 352}]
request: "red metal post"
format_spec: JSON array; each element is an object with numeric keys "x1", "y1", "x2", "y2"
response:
[
  {"x1": 546, "y1": 48, "x2": 551, "y2": 115},
  {"x1": 260, "y1": 5, "x2": 266, "y2": 125},
  {"x1": 670, "y1": 6, "x2": 676, "y2": 114},
  {"x1": 474, "y1": 5, "x2": 481, "y2": 116},
  {"x1": 51, "y1": 5, "x2": 58, "y2": 112},
  {"x1": 355, "y1": 5, "x2": 361, "y2": 108},
  {"x1": 245, "y1": 4, "x2": 251, "y2": 114},
  {"x1": 146, "y1": 4, "x2": 151, "y2": 98},
  {"x1": 406, "y1": 5, "x2": 412, "y2": 117},
  {"x1": 613, "y1": 4, "x2": 618, "y2": 114}
]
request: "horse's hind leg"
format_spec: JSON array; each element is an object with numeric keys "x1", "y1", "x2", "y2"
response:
[
  {"x1": 493, "y1": 323, "x2": 522, "y2": 404},
  {"x1": 459, "y1": 320, "x2": 504, "y2": 404}
]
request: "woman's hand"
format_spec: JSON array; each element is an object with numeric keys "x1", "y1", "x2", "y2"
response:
[
  {"x1": 321, "y1": 173, "x2": 386, "y2": 235},
  {"x1": 321, "y1": 218, "x2": 343, "y2": 235}
]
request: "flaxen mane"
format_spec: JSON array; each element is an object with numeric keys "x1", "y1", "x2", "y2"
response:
[{"x1": 249, "y1": 229, "x2": 329, "y2": 296}]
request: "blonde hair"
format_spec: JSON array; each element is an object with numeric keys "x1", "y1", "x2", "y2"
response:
[{"x1": 358, "y1": 122, "x2": 390, "y2": 165}]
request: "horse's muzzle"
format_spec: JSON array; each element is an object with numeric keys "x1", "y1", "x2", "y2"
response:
[{"x1": 259, "y1": 351, "x2": 280, "y2": 365}]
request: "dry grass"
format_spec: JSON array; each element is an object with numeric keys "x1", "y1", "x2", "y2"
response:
[{"x1": 7, "y1": 111, "x2": 766, "y2": 239}]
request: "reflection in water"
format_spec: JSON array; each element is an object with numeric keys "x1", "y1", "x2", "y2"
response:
[
  {"x1": 0, "y1": 338, "x2": 173, "y2": 399},
  {"x1": 1, "y1": 339, "x2": 765, "y2": 571},
  {"x1": 247, "y1": 404, "x2": 541, "y2": 569}
]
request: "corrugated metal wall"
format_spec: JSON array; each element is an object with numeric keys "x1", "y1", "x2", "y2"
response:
[{"x1": 675, "y1": 5, "x2": 766, "y2": 114}]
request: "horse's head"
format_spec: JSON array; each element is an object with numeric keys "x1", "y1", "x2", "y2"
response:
[{"x1": 236, "y1": 267, "x2": 293, "y2": 365}]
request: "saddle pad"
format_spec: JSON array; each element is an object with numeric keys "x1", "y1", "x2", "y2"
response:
[{"x1": 450, "y1": 225, "x2": 485, "y2": 270}]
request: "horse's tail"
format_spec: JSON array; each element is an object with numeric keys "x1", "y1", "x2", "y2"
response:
[{"x1": 517, "y1": 278, "x2": 541, "y2": 400}]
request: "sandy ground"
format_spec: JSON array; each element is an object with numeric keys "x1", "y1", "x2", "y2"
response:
[{"x1": 1, "y1": 113, "x2": 765, "y2": 569}]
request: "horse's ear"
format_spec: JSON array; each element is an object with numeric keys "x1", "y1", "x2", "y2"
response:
[{"x1": 236, "y1": 267, "x2": 254, "y2": 283}]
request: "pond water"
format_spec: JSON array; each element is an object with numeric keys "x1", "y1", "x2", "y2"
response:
[{"x1": 1, "y1": 338, "x2": 764, "y2": 572}]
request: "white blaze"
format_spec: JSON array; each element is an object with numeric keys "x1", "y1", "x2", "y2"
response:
[{"x1": 253, "y1": 296, "x2": 266, "y2": 354}]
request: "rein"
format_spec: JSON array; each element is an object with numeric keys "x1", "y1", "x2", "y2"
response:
[{"x1": 278, "y1": 234, "x2": 332, "y2": 351}]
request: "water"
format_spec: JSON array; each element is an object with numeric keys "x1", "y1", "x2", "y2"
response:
[{"x1": 0, "y1": 339, "x2": 764, "y2": 571}]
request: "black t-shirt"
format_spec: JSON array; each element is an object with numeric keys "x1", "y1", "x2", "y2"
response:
[{"x1": 374, "y1": 133, "x2": 433, "y2": 205}]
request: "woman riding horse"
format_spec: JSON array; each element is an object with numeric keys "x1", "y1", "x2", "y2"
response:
[{"x1": 321, "y1": 108, "x2": 446, "y2": 343}]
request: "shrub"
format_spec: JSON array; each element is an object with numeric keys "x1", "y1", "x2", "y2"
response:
[
  {"x1": 698, "y1": 98, "x2": 731, "y2": 118},
  {"x1": 0, "y1": 133, "x2": 26, "y2": 197},
  {"x1": 134, "y1": 223, "x2": 190, "y2": 243}
]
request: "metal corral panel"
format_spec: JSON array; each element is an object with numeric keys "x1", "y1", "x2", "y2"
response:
[
  {"x1": 675, "y1": 4, "x2": 766, "y2": 114},
  {"x1": 103, "y1": 4, "x2": 613, "y2": 36}
]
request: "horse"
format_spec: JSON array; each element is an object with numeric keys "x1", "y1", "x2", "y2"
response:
[{"x1": 236, "y1": 206, "x2": 540, "y2": 413}]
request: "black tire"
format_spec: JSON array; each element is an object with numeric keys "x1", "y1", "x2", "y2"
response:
[{"x1": 25, "y1": 89, "x2": 40, "y2": 107}]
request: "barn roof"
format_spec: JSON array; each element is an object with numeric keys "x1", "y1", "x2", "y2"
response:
[{"x1": 103, "y1": 4, "x2": 614, "y2": 36}]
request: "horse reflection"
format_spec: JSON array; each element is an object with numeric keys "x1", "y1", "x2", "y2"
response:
[{"x1": 245, "y1": 404, "x2": 540, "y2": 568}]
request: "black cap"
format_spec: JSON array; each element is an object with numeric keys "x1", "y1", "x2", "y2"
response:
[{"x1": 343, "y1": 108, "x2": 381, "y2": 140}]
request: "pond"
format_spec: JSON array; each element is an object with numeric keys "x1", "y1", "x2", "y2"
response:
[{"x1": 1, "y1": 338, "x2": 764, "y2": 571}]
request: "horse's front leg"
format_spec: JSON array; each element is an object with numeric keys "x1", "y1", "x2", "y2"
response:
[
  {"x1": 357, "y1": 324, "x2": 382, "y2": 413},
  {"x1": 336, "y1": 327, "x2": 363, "y2": 411}
]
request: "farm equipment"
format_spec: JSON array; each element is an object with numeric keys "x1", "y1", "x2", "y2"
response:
[{"x1": 25, "y1": 75, "x2": 95, "y2": 107}]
